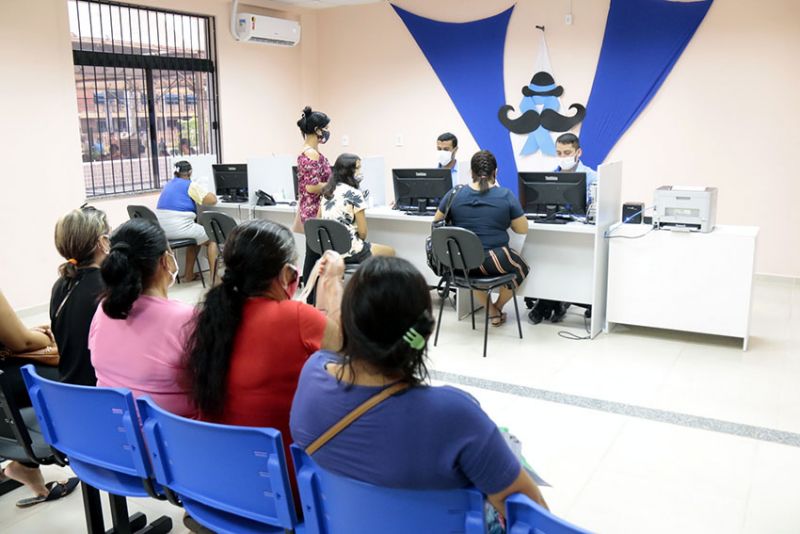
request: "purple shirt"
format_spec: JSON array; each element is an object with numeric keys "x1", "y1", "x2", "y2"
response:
[{"x1": 290, "y1": 351, "x2": 520, "y2": 495}]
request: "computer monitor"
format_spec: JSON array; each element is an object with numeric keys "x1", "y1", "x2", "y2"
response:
[
  {"x1": 518, "y1": 172, "x2": 587, "y2": 224},
  {"x1": 213, "y1": 164, "x2": 248, "y2": 202},
  {"x1": 292, "y1": 166, "x2": 299, "y2": 200},
  {"x1": 392, "y1": 168, "x2": 453, "y2": 212}
]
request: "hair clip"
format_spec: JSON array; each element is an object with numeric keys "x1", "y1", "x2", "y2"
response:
[
  {"x1": 67, "y1": 258, "x2": 78, "y2": 265},
  {"x1": 402, "y1": 327, "x2": 426, "y2": 350}
]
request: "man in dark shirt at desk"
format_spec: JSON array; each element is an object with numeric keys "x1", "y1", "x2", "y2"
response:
[{"x1": 528, "y1": 133, "x2": 597, "y2": 325}]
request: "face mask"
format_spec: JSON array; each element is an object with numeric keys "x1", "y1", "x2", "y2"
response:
[
  {"x1": 167, "y1": 252, "x2": 179, "y2": 288},
  {"x1": 558, "y1": 155, "x2": 578, "y2": 170},
  {"x1": 437, "y1": 150, "x2": 453, "y2": 167},
  {"x1": 318, "y1": 129, "x2": 330, "y2": 144},
  {"x1": 355, "y1": 171, "x2": 364, "y2": 183},
  {"x1": 284, "y1": 264, "x2": 300, "y2": 300}
]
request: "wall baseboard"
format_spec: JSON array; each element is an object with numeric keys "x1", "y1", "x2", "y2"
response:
[{"x1": 754, "y1": 273, "x2": 800, "y2": 286}]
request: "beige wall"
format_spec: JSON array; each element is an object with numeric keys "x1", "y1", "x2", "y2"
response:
[
  {"x1": 0, "y1": 0, "x2": 86, "y2": 310},
  {"x1": 314, "y1": 0, "x2": 800, "y2": 277},
  {"x1": 0, "y1": 0, "x2": 318, "y2": 309},
  {"x1": 1, "y1": 0, "x2": 797, "y2": 310}
]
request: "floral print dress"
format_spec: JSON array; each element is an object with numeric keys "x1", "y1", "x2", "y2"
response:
[{"x1": 297, "y1": 151, "x2": 331, "y2": 223}]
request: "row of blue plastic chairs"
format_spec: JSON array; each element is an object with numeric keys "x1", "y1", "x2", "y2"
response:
[{"x1": 20, "y1": 364, "x2": 591, "y2": 534}]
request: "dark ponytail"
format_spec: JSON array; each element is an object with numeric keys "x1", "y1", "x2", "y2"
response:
[
  {"x1": 296, "y1": 105, "x2": 330, "y2": 137},
  {"x1": 470, "y1": 150, "x2": 498, "y2": 194},
  {"x1": 339, "y1": 256, "x2": 433, "y2": 386},
  {"x1": 186, "y1": 219, "x2": 297, "y2": 416},
  {"x1": 100, "y1": 219, "x2": 168, "y2": 319}
]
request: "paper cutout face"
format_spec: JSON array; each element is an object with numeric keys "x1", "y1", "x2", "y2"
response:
[{"x1": 498, "y1": 71, "x2": 586, "y2": 156}]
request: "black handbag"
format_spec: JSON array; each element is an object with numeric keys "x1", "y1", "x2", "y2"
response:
[{"x1": 425, "y1": 185, "x2": 464, "y2": 276}]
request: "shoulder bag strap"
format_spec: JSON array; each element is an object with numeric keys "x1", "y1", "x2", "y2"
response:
[
  {"x1": 306, "y1": 381, "x2": 410, "y2": 455},
  {"x1": 442, "y1": 185, "x2": 465, "y2": 223}
]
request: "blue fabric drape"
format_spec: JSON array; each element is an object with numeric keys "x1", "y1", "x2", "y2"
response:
[
  {"x1": 580, "y1": 0, "x2": 713, "y2": 168},
  {"x1": 392, "y1": 5, "x2": 519, "y2": 195}
]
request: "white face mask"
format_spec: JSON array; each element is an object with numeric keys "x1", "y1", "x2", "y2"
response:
[
  {"x1": 437, "y1": 150, "x2": 453, "y2": 167},
  {"x1": 167, "y1": 252, "x2": 179, "y2": 288},
  {"x1": 558, "y1": 155, "x2": 578, "y2": 170}
]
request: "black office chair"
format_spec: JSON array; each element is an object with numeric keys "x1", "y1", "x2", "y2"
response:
[
  {"x1": 198, "y1": 211, "x2": 238, "y2": 285},
  {"x1": 304, "y1": 219, "x2": 361, "y2": 276},
  {"x1": 431, "y1": 227, "x2": 523, "y2": 358},
  {"x1": 0, "y1": 370, "x2": 64, "y2": 497},
  {"x1": 126, "y1": 205, "x2": 206, "y2": 288}
]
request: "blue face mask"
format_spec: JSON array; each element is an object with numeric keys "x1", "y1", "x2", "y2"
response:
[{"x1": 318, "y1": 129, "x2": 330, "y2": 144}]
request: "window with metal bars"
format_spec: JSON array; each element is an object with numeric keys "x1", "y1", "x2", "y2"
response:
[{"x1": 69, "y1": 0, "x2": 221, "y2": 197}]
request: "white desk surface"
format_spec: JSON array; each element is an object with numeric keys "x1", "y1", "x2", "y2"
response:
[{"x1": 216, "y1": 202, "x2": 596, "y2": 234}]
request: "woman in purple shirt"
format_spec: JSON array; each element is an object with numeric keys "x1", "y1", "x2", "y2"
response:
[{"x1": 291, "y1": 256, "x2": 547, "y2": 525}]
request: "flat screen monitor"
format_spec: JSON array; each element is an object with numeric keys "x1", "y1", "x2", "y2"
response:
[
  {"x1": 292, "y1": 165, "x2": 299, "y2": 200},
  {"x1": 392, "y1": 168, "x2": 453, "y2": 212},
  {"x1": 518, "y1": 172, "x2": 587, "y2": 223},
  {"x1": 213, "y1": 164, "x2": 248, "y2": 202}
]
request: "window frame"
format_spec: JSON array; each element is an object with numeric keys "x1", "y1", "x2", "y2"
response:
[{"x1": 70, "y1": 0, "x2": 222, "y2": 198}]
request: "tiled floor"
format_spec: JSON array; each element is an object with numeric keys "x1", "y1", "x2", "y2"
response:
[{"x1": 2, "y1": 277, "x2": 798, "y2": 533}]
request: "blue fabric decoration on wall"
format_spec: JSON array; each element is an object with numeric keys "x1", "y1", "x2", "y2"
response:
[
  {"x1": 580, "y1": 0, "x2": 713, "y2": 169},
  {"x1": 392, "y1": 5, "x2": 519, "y2": 195}
]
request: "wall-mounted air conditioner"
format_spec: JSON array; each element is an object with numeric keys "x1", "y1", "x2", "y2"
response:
[{"x1": 235, "y1": 13, "x2": 301, "y2": 47}]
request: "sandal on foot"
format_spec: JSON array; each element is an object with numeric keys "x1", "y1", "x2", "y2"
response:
[
  {"x1": 489, "y1": 312, "x2": 507, "y2": 327},
  {"x1": 16, "y1": 477, "x2": 80, "y2": 508}
]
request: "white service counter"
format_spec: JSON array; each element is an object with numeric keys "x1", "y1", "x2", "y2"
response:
[{"x1": 605, "y1": 224, "x2": 759, "y2": 349}]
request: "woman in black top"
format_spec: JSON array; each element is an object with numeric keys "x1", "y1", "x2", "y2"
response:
[
  {"x1": 434, "y1": 151, "x2": 529, "y2": 326},
  {"x1": 50, "y1": 205, "x2": 110, "y2": 385}
]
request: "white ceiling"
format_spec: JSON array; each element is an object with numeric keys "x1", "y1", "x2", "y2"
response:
[{"x1": 267, "y1": 0, "x2": 383, "y2": 9}]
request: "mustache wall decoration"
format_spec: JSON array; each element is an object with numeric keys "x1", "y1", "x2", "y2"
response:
[{"x1": 498, "y1": 104, "x2": 587, "y2": 135}]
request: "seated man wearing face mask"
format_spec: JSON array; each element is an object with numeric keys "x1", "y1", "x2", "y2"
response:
[
  {"x1": 528, "y1": 133, "x2": 598, "y2": 325},
  {"x1": 436, "y1": 132, "x2": 460, "y2": 186}
]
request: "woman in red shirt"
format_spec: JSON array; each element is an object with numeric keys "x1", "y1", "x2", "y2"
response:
[{"x1": 184, "y1": 219, "x2": 342, "y2": 459}]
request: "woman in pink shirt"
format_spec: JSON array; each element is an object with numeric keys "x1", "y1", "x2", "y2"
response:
[
  {"x1": 89, "y1": 219, "x2": 196, "y2": 417},
  {"x1": 297, "y1": 106, "x2": 332, "y2": 304}
]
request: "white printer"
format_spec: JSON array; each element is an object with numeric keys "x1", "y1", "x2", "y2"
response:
[{"x1": 653, "y1": 186, "x2": 717, "y2": 233}]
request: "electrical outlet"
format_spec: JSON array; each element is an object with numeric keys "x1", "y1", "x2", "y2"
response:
[
  {"x1": 395, "y1": 133, "x2": 404, "y2": 147},
  {"x1": 565, "y1": 13, "x2": 573, "y2": 25},
  {"x1": 342, "y1": 134, "x2": 350, "y2": 146}
]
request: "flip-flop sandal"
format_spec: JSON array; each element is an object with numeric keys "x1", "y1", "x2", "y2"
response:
[
  {"x1": 16, "y1": 477, "x2": 80, "y2": 508},
  {"x1": 489, "y1": 313, "x2": 507, "y2": 327},
  {"x1": 183, "y1": 273, "x2": 203, "y2": 282}
]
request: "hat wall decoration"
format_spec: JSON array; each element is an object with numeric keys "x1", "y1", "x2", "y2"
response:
[{"x1": 498, "y1": 71, "x2": 586, "y2": 157}]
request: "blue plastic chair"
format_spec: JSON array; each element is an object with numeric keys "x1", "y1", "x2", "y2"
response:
[
  {"x1": 505, "y1": 494, "x2": 592, "y2": 534},
  {"x1": 20, "y1": 365, "x2": 171, "y2": 533},
  {"x1": 291, "y1": 445, "x2": 486, "y2": 534},
  {"x1": 136, "y1": 396, "x2": 300, "y2": 534}
]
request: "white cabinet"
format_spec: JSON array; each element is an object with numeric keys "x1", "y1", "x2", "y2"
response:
[{"x1": 606, "y1": 225, "x2": 759, "y2": 349}]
